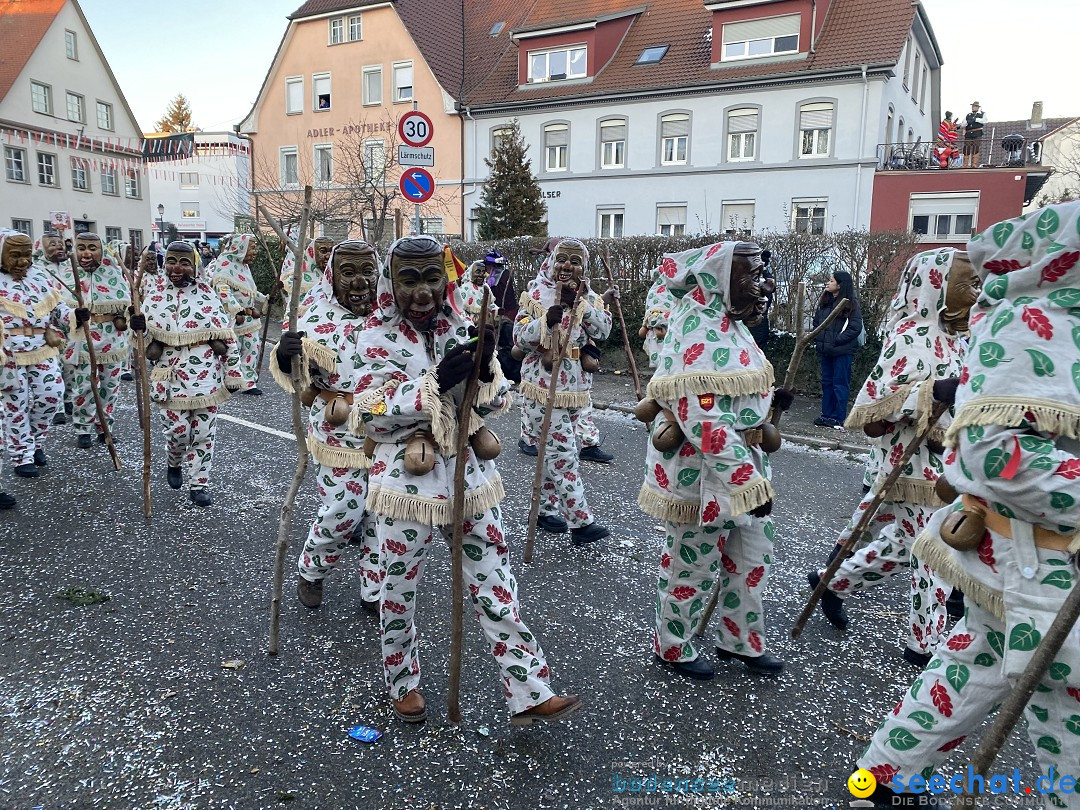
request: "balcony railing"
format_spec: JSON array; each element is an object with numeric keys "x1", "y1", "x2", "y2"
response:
[{"x1": 876, "y1": 135, "x2": 1044, "y2": 172}]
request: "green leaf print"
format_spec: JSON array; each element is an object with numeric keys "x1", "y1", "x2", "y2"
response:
[
  {"x1": 1026, "y1": 349, "x2": 1056, "y2": 377},
  {"x1": 886, "y1": 728, "x2": 921, "y2": 751},
  {"x1": 990, "y1": 309, "x2": 1014, "y2": 336},
  {"x1": 1051, "y1": 492, "x2": 1076, "y2": 510},
  {"x1": 463, "y1": 544, "x2": 483, "y2": 562},
  {"x1": 968, "y1": 374, "x2": 986, "y2": 394},
  {"x1": 711, "y1": 348, "x2": 729, "y2": 365},
  {"x1": 1008, "y1": 619, "x2": 1042, "y2": 651},
  {"x1": 506, "y1": 665, "x2": 529, "y2": 682},
  {"x1": 706, "y1": 329, "x2": 721, "y2": 342},
  {"x1": 677, "y1": 469, "x2": 699, "y2": 488},
  {"x1": 984, "y1": 448, "x2": 1009, "y2": 478},
  {"x1": 679, "y1": 545, "x2": 698, "y2": 565},
  {"x1": 978, "y1": 342, "x2": 1010, "y2": 367},
  {"x1": 384, "y1": 619, "x2": 406, "y2": 632},
  {"x1": 1019, "y1": 435, "x2": 1053, "y2": 453},
  {"x1": 911, "y1": 679, "x2": 922, "y2": 701},
  {"x1": 992, "y1": 221, "x2": 1015, "y2": 247},
  {"x1": 685, "y1": 250, "x2": 704, "y2": 267},
  {"x1": 946, "y1": 663, "x2": 970, "y2": 693},
  {"x1": 883, "y1": 342, "x2": 897, "y2": 359},
  {"x1": 667, "y1": 619, "x2": 686, "y2": 638},
  {"x1": 1049, "y1": 288, "x2": 1080, "y2": 307},
  {"x1": 1065, "y1": 715, "x2": 1080, "y2": 736},
  {"x1": 966, "y1": 425, "x2": 986, "y2": 443},
  {"x1": 986, "y1": 629, "x2": 1005, "y2": 657},
  {"x1": 387, "y1": 562, "x2": 407, "y2": 577},
  {"x1": 739, "y1": 408, "x2": 758, "y2": 426},
  {"x1": 1072, "y1": 362, "x2": 1080, "y2": 395},
  {"x1": 1037, "y1": 208, "x2": 1060, "y2": 239},
  {"x1": 1048, "y1": 662, "x2": 1072, "y2": 682},
  {"x1": 683, "y1": 315, "x2": 701, "y2": 336},
  {"x1": 974, "y1": 653, "x2": 996, "y2": 667},
  {"x1": 1037, "y1": 736, "x2": 1062, "y2": 755},
  {"x1": 1030, "y1": 705, "x2": 1050, "y2": 722},
  {"x1": 724, "y1": 592, "x2": 740, "y2": 610},
  {"x1": 664, "y1": 356, "x2": 674, "y2": 372},
  {"x1": 908, "y1": 711, "x2": 937, "y2": 730},
  {"x1": 1022, "y1": 231, "x2": 1035, "y2": 251},
  {"x1": 983, "y1": 276, "x2": 1009, "y2": 301},
  {"x1": 688, "y1": 598, "x2": 703, "y2": 616},
  {"x1": 1031, "y1": 455, "x2": 1056, "y2": 471}
]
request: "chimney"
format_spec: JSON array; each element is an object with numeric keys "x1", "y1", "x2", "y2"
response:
[{"x1": 1031, "y1": 101, "x2": 1044, "y2": 128}]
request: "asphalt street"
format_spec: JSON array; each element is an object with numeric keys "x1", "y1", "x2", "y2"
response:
[{"x1": 0, "y1": 366, "x2": 1043, "y2": 810}]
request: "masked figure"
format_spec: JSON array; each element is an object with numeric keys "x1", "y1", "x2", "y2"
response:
[
  {"x1": 513, "y1": 239, "x2": 614, "y2": 544},
  {"x1": 483, "y1": 251, "x2": 520, "y2": 383},
  {"x1": 0, "y1": 230, "x2": 74, "y2": 477},
  {"x1": 350, "y1": 235, "x2": 581, "y2": 727},
  {"x1": 855, "y1": 201, "x2": 1080, "y2": 807},
  {"x1": 212, "y1": 233, "x2": 267, "y2": 395},
  {"x1": 458, "y1": 260, "x2": 501, "y2": 324},
  {"x1": 33, "y1": 231, "x2": 77, "y2": 424},
  {"x1": 639, "y1": 242, "x2": 791, "y2": 679},
  {"x1": 640, "y1": 271, "x2": 675, "y2": 370},
  {"x1": 280, "y1": 236, "x2": 334, "y2": 324},
  {"x1": 272, "y1": 240, "x2": 382, "y2": 609},
  {"x1": 107, "y1": 239, "x2": 139, "y2": 383},
  {"x1": 0, "y1": 319, "x2": 9, "y2": 509}
]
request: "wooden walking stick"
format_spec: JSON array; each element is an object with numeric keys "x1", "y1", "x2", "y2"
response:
[
  {"x1": 122, "y1": 252, "x2": 153, "y2": 520},
  {"x1": 68, "y1": 243, "x2": 122, "y2": 471},
  {"x1": 448, "y1": 287, "x2": 493, "y2": 724},
  {"x1": 599, "y1": 250, "x2": 642, "y2": 402},
  {"x1": 790, "y1": 398, "x2": 949, "y2": 639},
  {"x1": 259, "y1": 186, "x2": 313, "y2": 656},
  {"x1": 524, "y1": 282, "x2": 581, "y2": 563}
]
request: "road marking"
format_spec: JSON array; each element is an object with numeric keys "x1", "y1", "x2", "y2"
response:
[{"x1": 217, "y1": 413, "x2": 296, "y2": 442}]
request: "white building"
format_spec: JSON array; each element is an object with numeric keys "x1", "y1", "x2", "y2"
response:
[
  {"x1": 145, "y1": 130, "x2": 251, "y2": 248},
  {"x1": 0, "y1": 0, "x2": 147, "y2": 246}
]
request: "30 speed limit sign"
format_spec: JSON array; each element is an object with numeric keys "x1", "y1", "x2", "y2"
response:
[{"x1": 398, "y1": 111, "x2": 434, "y2": 147}]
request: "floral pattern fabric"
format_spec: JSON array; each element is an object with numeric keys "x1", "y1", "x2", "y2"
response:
[{"x1": 212, "y1": 234, "x2": 266, "y2": 391}]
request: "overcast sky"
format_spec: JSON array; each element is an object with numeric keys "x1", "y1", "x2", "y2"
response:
[{"x1": 80, "y1": 0, "x2": 1077, "y2": 133}]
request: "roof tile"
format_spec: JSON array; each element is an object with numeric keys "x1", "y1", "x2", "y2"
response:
[{"x1": 0, "y1": 0, "x2": 64, "y2": 103}]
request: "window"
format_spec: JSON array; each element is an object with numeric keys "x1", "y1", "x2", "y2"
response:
[
  {"x1": 722, "y1": 14, "x2": 799, "y2": 60},
  {"x1": 37, "y1": 153, "x2": 56, "y2": 186},
  {"x1": 363, "y1": 139, "x2": 386, "y2": 182},
  {"x1": 912, "y1": 54, "x2": 921, "y2": 102},
  {"x1": 181, "y1": 203, "x2": 200, "y2": 219},
  {"x1": 4, "y1": 147, "x2": 26, "y2": 182},
  {"x1": 799, "y1": 102, "x2": 833, "y2": 157},
  {"x1": 71, "y1": 158, "x2": 89, "y2": 191},
  {"x1": 727, "y1": 108, "x2": 758, "y2": 161},
  {"x1": 636, "y1": 45, "x2": 669, "y2": 65},
  {"x1": 11, "y1": 219, "x2": 31, "y2": 237},
  {"x1": 793, "y1": 200, "x2": 827, "y2": 234},
  {"x1": 885, "y1": 106, "x2": 894, "y2": 146},
  {"x1": 599, "y1": 119, "x2": 626, "y2": 169},
  {"x1": 281, "y1": 147, "x2": 298, "y2": 186},
  {"x1": 362, "y1": 66, "x2": 382, "y2": 106},
  {"x1": 66, "y1": 92, "x2": 84, "y2": 123},
  {"x1": 105, "y1": 226, "x2": 122, "y2": 242},
  {"x1": 598, "y1": 209, "x2": 624, "y2": 238},
  {"x1": 179, "y1": 172, "x2": 199, "y2": 189},
  {"x1": 909, "y1": 192, "x2": 979, "y2": 242},
  {"x1": 543, "y1": 123, "x2": 568, "y2": 171},
  {"x1": 285, "y1": 77, "x2": 303, "y2": 115},
  {"x1": 721, "y1": 201, "x2": 755, "y2": 235},
  {"x1": 393, "y1": 62, "x2": 413, "y2": 102},
  {"x1": 65, "y1": 30, "x2": 78, "y2": 60},
  {"x1": 420, "y1": 217, "x2": 444, "y2": 235},
  {"x1": 31, "y1": 82, "x2": 52, "y2": 114},
  {"x1": 920, "y1": 67, "x2": 928, "y2": 113},
  {"x1": 329, "y1": 17, "x2": 344, "y2": 44},
  {"x1": 348, "y1": 15, "x2": 362, "y2": 41},
  {"x1": 125, "y1": 168, "x2": 140, "y2": 198},
  {"x1": 129, "y1": 229, "x2": 143, "y2": 250},
  {"x1": 656, "y1": 205, "x2": 686, "y2": 237},
  {"x1": 100, "y1": 167, "x2": 117, "y2": 195},
  {"x1": 527, "y1": 46, "x2": 587, "y2": 83},
  {"x1": 660, "y1": 113, "x2": 689, "y2": 165},
  {"x1": 314, "y1": 144, "x2": 333, "y2": 183},
  {"x1": 313, "y1": 73, "x2": 331, "y2": 110},
  {"x1": 96, "y1": 100, "x2": 113, "y2": 130},
  {"x1": 492, "y1": 126, "x2": 514, "y2": 153},
  {"x1": 903, "y1": 35, "x2": 912, "y2": 89}
]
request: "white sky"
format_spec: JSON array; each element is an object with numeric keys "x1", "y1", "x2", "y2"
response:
[{"x1": 79, "y1": 0, "x2": 1078, "y2": 133}]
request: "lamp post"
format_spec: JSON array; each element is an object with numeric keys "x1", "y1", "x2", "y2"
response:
[{"x1": 157, "y1": 203, "x2": 165, "y2": 248}]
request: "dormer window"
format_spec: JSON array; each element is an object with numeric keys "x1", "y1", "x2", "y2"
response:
[
  {"x1": 722, "y1": 14, "x2": 799, "y2": 61},
  {"x1": 528, "y1": 45, "x2": 587, "y2": 83},
  {"x1": 636, "y1": 45, "x2": 669, "y2": 65}
]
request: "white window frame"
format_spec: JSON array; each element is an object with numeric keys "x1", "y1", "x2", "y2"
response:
[
  {"x1": 920, "y1": 67, "x2": 928, "y2": 113},
  {"x1": 912, "y1": 53, "x2": 921, "y2": 103},
  {"x1": 362, "y1": 65, "x2": 382, "y2": 106},
  {"x1": 37, "y1": 152, "x2": 57, "y2": 187},
  {"x1": 31, "y1": 81, "x2": 52, "y2": 114},
  {"x1": 726, "y1": 107, "x2": 759, "y2": 162},
  {"x1": 598, "y1": 208, "x2": 624, "y2": 238},
  {"x1": 329, "y1": 17, "x2": 344, "y2": 45},
  {"x1": 721, "y1": 201, "x2": 756, "y2": 235},
  {"x1": 129, "y1": 229, "x2": 143, "y2": 250},
  {"x1": 721, "y1": 14, "x2": 800, "y2": 61},
  {"x1": 543, "y1": 123, "x2": 569, "y2": 172},
  {"x1": 392, "y1": 61, "x2": 413, "y2": 103},
  {"x1": 280, "y1": 147, "x2": 299, "y2": 187},
  {"x1": 180, "y1": 203, "x2": 200, "y2": 219},
  {"x1": 792, "y1": 199, "x2": 828, "y2": 234},
  {"x1": 903, "y1": 35, "x2": 912, "y2": 90},
  {"x1": 96, "y1": 100, "x2": 113, "y2": 131},
  {"x1": 12, "y1": 218, "x2": 32, "y2": 237},
  {"x1": 104, "y1": 226, "x2": 122, "y2": 243},
  {"x1": 656, "y1": 205, "x2": 687, "y2": 237},
  {"x1": 660, "y1": 113, "x2": 690, "y2": 166},
  {"x1": 65, "y1": 30, "x2": 78, "y2": 60},
  {"x1": 363, "y1": 139, "x2": 387, "y2": 183},
  {"x1": 179, "y1": 171, "x2": 199, "y2": 189},
  {"x1": 491, "y1": 126, "x2": 514, "y2": 154},
  {"x1": 71, "y1": 158, "x2": 90, "y2": 192},
  {"x1": 527, "y1": 45, "x2": 587, "y2": 83},
  {"x1": 909, "y1": 192, "x2": 980, "y2": 243},
  {"x1": 100, "y1": 166, "x2": 118, "y2": 196},
  {"x1": 599, "y1": 119, "x2": 626, "y2": 169},
  {"x1": 4, "y1": 146, "x2": 27, "y2": 183},
  {"x1": 313, "y1": 72, "x2": 331, "y2": 111},
  {"x1": 348, "y1": 14, "x2": 362, "y2": 41},
  {"x1": 66, "y1": 91, "x2": 85, "y2": 123},
  {"x1": 798, "y1": 101, "x2": 834, "y2": 158},
  {"x1": 314, "y1": 143, "x2": 333, "y2": 184},
  {"x1": 285, "y1": 76, "x2": 303, "y2": 115},
  {"x1": 125, "y1": 168, "x2": 140, "y2": 199}
]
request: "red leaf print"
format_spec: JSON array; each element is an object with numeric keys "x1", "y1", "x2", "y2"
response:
[
  {"x1": 866, "y1": 381, "x2": 877, "y2": 399},
  {"x1": 977, "y1": 533, "x2": 997, "y2": 572},
  {"x1": 946, "y1": 633, "x2": 973, "y2": 651},
  {"x1": 889, "y1": 442, "x2": 905, "y2": 467},
  {"x1": 959, "y1": 366, "x2": 970, "y2": 384},
  {"x1": 346, "y1": 480, "x2": 364, "y2": 495},
  {"x1": 710, "y1": 426, "x2": 727, "y2": 454},
  {"x1": 678, "y1": 441, "x2": 697, "y2": 457},
  {"x1": 660, "y1": 552, "x2": 671, "y2": 570},
  {"x1": 902, "y1": 519, "x2": 915, "y2": 538},
  {"x1": 654, "y1": 464, "x2": 670, "y2": 490},
  {"x1": 378, "y1": 292, "x2": 394, "y2": 310},
  {"x1": 1067, "y1": 687, "x2": 1080, "y2": 703},
  {"x1": 739, "y1": 349, "x2": 750, "y2": 367},
  {"x1": 747, "y1": 632, "x2": 762, "y2": 653},
  {"x1": 706, "y1": 243, "x2": 724, "y2": 258},
  {"x1": 385, "y1": 539, "x2": 407, "y2": 556},
  {"x1": 486, "y1": 524, "x2": 503, "y2": 543},
  {"x1": 897, "y1": 320, "x2": 915, "y2": 334},
  {"x1": 929, "y1": 268, "x2": 942, "y2": 289},
  {"x1": 722, "y1": 617, "x2": 741, "y2": 638},
  {"x1": 832, "y1": 578, "x2": 850, "y2": 591},
  {"x1": 691, "y1": 287, "x2": 707, "y2": 305},
  {"x1": 720, "y1": 315, "x2": 730, "y2": 333},
  {"x1": 937, "y1": 736, "x2": 966, "y2": 753},
  {"x1": 315, "y1": 322, "x2": 335, "y2": 334},
  {"x1": 730, "y1": 463, "x2": 754, "y2": 486},
  {"x1": 365, "y1": 346, "x2": 389, "y2": 359},
  {"x1": 984, "y1": 259, "x2": 1029, "y2": 275},
  {"x1": 662, "y1": 644, "x2": 682, "y2": 661},
  {"x1": 369, "y1": 460, "x2": 386, "y2": 475},
  {"x1": 671, "y1": 586, "x2": 697, "y2": 600},
  {"x1": 745, "y1": 566, "x2": 764, "y2": 588},
  {"x1": 677, "y1": 397, "x2": 688, "y2": 422},
  {"x1": 1022, "y1": 306, "x2": 1053, "y2": 340},
  {"x1": 890, "y1": 356, "x2": 908, "y2": 377},
  {"x1": 492, "y1": 586, "x2": 513, "y2": 605},
  {"x1": 870, "y1": 765, "x2": 899, "y2": 785},
  {"x1": 721, "y1": 554, "x2": 737, "y2": 574},
  {"x1": 702, "y1": 499, "x2": 720, "y2": 523},
  {"x1": 385, "y1": 651, "x2": 404, "y2": 667},
  {"x1": 930, "y1": 679, "x2": 953, "y2": 718},
  {"x1": 493, "y1": 642, "x2": 507, "y2": 657},
  {"x1": 934, "y1": 336, "x2": 944, "y2": 359},
  {"x1": 660, "y1": 258, "x2": 677, "y2": 278},
  {"x1": 682, "y1": 343, "x2": 704, "y2": 368},
  {"x1": 384, "y1": 600, "x2": 407, "y2": 615},
  {"x1": 1055, "y1": 459, "x2": 1080, "y2": 480},
  {"x1": 1039, "y1": 250, "x2": 1079, "y2": 286}
]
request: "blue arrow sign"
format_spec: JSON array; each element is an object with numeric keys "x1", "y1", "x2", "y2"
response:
[{"x1": 400, "y1": 168, "x2": 434, "y2": 203}]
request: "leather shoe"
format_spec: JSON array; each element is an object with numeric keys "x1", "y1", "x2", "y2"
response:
[
  {"x1": 33, "y1": 449, "x2": 46, "y2": 467},
  {"x1": 517, "y1": 438, "x2": 538, "y2": 457},
  {"x1": 167, "y1": 466, "x2": 183, "y2": 490},
  {"x1": 360, "y1": 598, "x2": 378, "y2": 614},
  {"x1": 14, "y1": 464, "x2": 39, "y2": 478},
  {"x1": 121, "y1": 372, "x2": 135, "y2": 382},
  {"x1": 240, "y1": 387, "x2": 264, "y2": 396},
  {"x1": 52, "y1": 411, "x2": 67, "y2": 425},
  {"x1": 0, "y1": 491, "x2": 15, "y2": 510},
  {"x1": 571, "y1": 523, "x2": 609, "y2": 545},
  {"x1": 807, "y1": 571, "x2": 849, "y2": 630},
  {"x1": 903, "y1": 647, "x2": 932, "y2": 668},
  {"x1": 510, "y1": 694, "x2": 583, "y2": 726},
  {"x1": 537, "y1": 514, "x2": 568, "y2": 534},
  {"x1": 715, "y1": 647, "x2": 785, "y2": 675},
  {"x1": 655, "y1": 654, "x2": 715, "y2": 680},
  {"x1": 76, "y1": 434, "x2": 92, "y2": 449},
  {"x1": 579, "y1": 445, "x2": 614, "y2": 464},
  {"x1": 392, "y1": 689, "x2": 427, "y2": 723},
  {"x1": 297, "y1": 576, "x2": 323, "y2": 609},
  {"x1": 189, "y1": 489, "x2": 212, "y2": 507}
]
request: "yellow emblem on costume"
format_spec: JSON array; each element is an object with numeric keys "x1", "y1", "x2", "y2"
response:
[
  {"x1": 370, "y1": 401, "x2": 387, "y2": 415},
  {"x1": 518, "y1": 316, "x2": 531, "y2": 325}
]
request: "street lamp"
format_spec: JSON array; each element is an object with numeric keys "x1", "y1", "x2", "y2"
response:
[{"x1": 157, "y1": 203, "x2": 165, "y2": 248}]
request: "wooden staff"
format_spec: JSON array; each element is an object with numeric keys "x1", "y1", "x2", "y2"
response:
[
  {"x1": 448, "y1": 287, "x2": 493, "y2": 724},
  {"x1": 123, "y1": 250, "x2": 152, "y2": 520},
  {"x1": 69, "y1": 243, "x2": 122, "y2": 471},
  {"x1": 259, "y1": 186, "x2": 313, "y2": 656},
  {"x1": 524, "y1": 281, "x2": 581, "y2": 563},
  {"x1": 599, "y1": 250, "x2": 642, "y2": 402},
  {"x1": 790, "y1": 399, "x2": 949, "y2": 639}
]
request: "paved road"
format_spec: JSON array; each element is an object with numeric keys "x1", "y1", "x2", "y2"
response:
[{"x1": 0, "y1": 373, "x2": 1041, "y2": 809}]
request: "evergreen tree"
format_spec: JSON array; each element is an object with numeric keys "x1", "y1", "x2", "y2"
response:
[
  {"x1": 477, "y1": 121, "x2": 547, "y2": 239},
  {"x1": 155, "y1": 94, "x2": 195, "y2": 133}
]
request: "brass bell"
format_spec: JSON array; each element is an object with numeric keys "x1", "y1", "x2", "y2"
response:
[
  {"x1": 299, "y1": 387, "x2": 318, "y2": 408},
  {"x1": 759, "y1": 422, "x2": 782, "y2": 454},
  {"x1": 634, "y1": 398, "x2": 662, "y2": 424},
  {"x1": 363, "y1": 436, "x2": 377, "y2": 458},
  {"x1": 651, "y1": 410, "x2": 685, "y2": 452},
  {"x1": 939, "y1": 508, "x2": 986, "y2": 551},
  {"x1": 935, "y1": 475, "x2": 959, "y2": 504},
  {"x1": 112, "y1": 314, "x2": 128, "y2": 332},
  {"x1": 43, "y1": 327, "x2": 64, "y2": 349},
  {"x1": 404, "y1": 430, "x2": 437, "y2": 475},
  {"x1": 145, "y1": 340, "x2": 164, "y2": 362},
  {"x1": 208, "y1": 339, "x2": 228, "y2": 357},
  {"x1": 470, "y1": 425, "x2": 502, "y2": 460},
  {"x1": 510, "y1": 345, "x2": 525, "y2": 361},
  {"x1": 863, "y1": 420, "x2": 888, "y2": 438},
  {"x1": 541, "y1": 348, "x2": 554, "y2": 371},
  {"x1": 580, "y1": 351, "x2": 600, "y2": 374},
  {"x1": 325, "y1": 395, "x2": 350, "y2": 427},
  {"x1": 637, "y1": 325, "x2": 648, "y2": 339}
]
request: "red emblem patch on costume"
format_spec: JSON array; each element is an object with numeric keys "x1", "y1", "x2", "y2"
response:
[
  {"x1": 701, "y1": 421, "x2": 712, "y2": 453},
  {"x1": 698, "y1": 393, "x2": 715, "y2": 411}
]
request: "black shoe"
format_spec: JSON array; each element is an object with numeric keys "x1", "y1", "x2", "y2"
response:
[
  {"x1": 518, "y1": 438, "x2": 538, "y2": 457},
  {"x1": 298, "y1": 576, "x2": 323, "y2": 609},
  {"x1": 903, "y1": 647, "x2": 932, "y2": 668},
  {"x1": 715, "y1": 647, "x2": 785, "y2": 675},
  {"x1": 97, "y1": 432, "x2": 117, "y2": 445},
  {"x1": 189, "y1": 489, "x2": 212, "y2": 507},
  {"x1": 360, "y1": 598, "x2": 379, "y2": 614},
  {"x1": 0, "y1": 491, "x2": 15, "y2": 510},
  {"x1": 654, "y1": 654, "x2": 715, "y2": 681},
  {"x1": 167, "y1": 466, "x2": 183, "y2": 490},
  {"x1": 52, "y1": 411, "x2": 67, "y2": 426},
  {"x1": 807, "y1": 572, "x2": 849, "y2": 630},
  {"x1": 240, "y1": 387, "x2": 264, "y2": 396},
  {"x1": 813, "y1": 416, "x2": 830, "y2": 427},
  {"x1": 65, "y1": 402, "x2": 73, "y2": 415},
  {"x1": 76, "y1": 434, "x2": 92, "y2": 449},
  {"x1": 33, "y1": 449, "x2": 46, "y2": 467},
  {"x1": 571, "y1": 523, "x2": 610, "y2": 545},
  {"x1": 946, "y1": 588, "x2": 965, "y2": 619},
  {"x1": 14, "y1": 464, "x2": 39, "y2": 478},
  {"x1": 537, "y1": 514, "x2": 568, "y2": 534},
  {"x1": 579, "y1": 445, "x2": 614, "y2": 464},
  {"x1": 121, "y1": 372, "x2": 134, "y2": 381}
]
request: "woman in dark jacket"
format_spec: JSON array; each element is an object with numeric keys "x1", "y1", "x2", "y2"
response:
[{"x1": 813, "y1": 270, "x2": 862, "y2": 427}]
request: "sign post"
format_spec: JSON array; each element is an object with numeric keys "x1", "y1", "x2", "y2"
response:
[{"x1": 399, "y1": 102, "x2": 436, "y2": 234}]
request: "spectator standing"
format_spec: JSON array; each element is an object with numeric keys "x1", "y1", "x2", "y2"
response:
[
  {"x1": 962, "y1": 101, "x2": 984, "y2": 168},
  {"x1": 813, "y1": 270, "x2": 861, "y2": 428}
]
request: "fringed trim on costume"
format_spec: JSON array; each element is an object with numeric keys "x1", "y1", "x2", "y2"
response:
[
  {"x1": 425, "y1": 375, "x2": 459, "y2": 455},
  {"x1": 12, "y1": 345, "x2": 59, "y2": 366},
  {"x1": 300, "y1": 337, "x2": 337, "y2": 375},
  {"x1": 155, "y1": 386, "x2": 232, "y2": 411},
  {"x1": 32, "y1": 287, "x2": 62, "y2": 319},
  {"x1": 146, "y1": 326, "x2": 236, "y2": 347},
  {"x1": 637, "y1": 485, "x2": 701, "y2": 524},
  {"x1": 350, "y1": 380, "x2": 401, "y2": 435},
  {"x1": 730, "y1": 477, "x2": 775, "y2": 517},
  {"x1": 518, "y1": 379, "x2": 592, "y2": 408},
  {"x1": 234, "y1": 319, "x2": 262, "y2": 337},
  {"x1": 369, "y1": 476, "x2": 505, "y2": 525},
  {"x1": 886, "y1": 477, "x2": 943, "y2": 507},
  {"x1": 646, "y1": 367, "x2": 774, "y2": 401},
  {"x1": 845, "y1": 384, "x2": 914, "y2": 429},
  {"x1": 912, "y1": 530, "x2": 1005, "y2": 621},
  {"x1": 88, "y1": 300, "x2": 130, "y2": 315},
  {"x1": 945, "y1": 398, "x2": 1080, "y2": 444},
  {"x1": 913, "y1": 381, "x2": 938, "y2": 437},
  {"x1": 213, "y1": 275, "x2": 258, "y2": 297},
  {"x1": 519, "y1": 292, "x2": 586, "y2": 351},
  {"x1": 0, "y1": 297, "x2": 29, "y2": 320},
  {"x1": 150, "y1": 365, "x2": 176, "y2": 382},
  {"x1": 77, "y1": 348, "x2": 128, "y2": 365},
  {"x1": 309, "y1": 438, "x2": 370, "y2": 470}
]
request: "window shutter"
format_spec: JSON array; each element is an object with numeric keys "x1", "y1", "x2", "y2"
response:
[
  {"x1": 545, "y1": 124, "x2": 569, "y2": 147},
  {"x1": 657, "y1": 206, "x2": 686, "y2": 226},
  {"x1": 800, "y1": 102, "x2": 834, "y2": 130},
  {"x1": 661, "y1": 114, "x2": 689, "y2": 137},
  {"x1": 600, "y1": 120, "x2": 626, "y2": 141},
  {"x1": 723, "y1": 14, "x2": 799, "y2": 44},
  {"x1": 727, "y1": 109, "x2": 758, "y2": 133}
]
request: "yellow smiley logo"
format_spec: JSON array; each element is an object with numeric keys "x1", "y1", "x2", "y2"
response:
[{"x1": 847, "y1": 769, "x2": 877, "y2": 798}]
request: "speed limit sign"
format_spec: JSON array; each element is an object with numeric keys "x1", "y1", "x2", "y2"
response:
[{"x1": 398, "y1": 111, "x2": 434, "y2": 147}]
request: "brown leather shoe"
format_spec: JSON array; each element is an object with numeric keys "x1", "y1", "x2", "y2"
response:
[
  {"x1": 392, "y1": 689, "x2": 427, "y2": 723},
  {"x1": 297, "y1": 576, "x2": 323, "y2": 609},
  {"x1": 510, "y1": 694, "x2": 583, "y2": 727}
]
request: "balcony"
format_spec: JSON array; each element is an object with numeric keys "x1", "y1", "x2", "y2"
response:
[{"x1": 875, "y1": 134, "x2": 1044, "y2": 172}]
